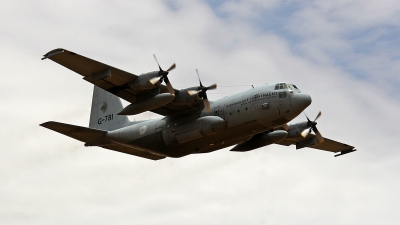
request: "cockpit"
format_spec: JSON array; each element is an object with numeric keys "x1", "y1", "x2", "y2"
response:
[
  {"x1": 272, "y1": 82, "x2": 311, "y2": 117},
  {"x1": 274, "y1": 83, "x2": 301, "y2": 93}
]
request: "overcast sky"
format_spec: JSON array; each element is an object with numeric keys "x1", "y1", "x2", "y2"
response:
[{"x1": 1, "y1": 0, "x2": 400, "y2": 224}]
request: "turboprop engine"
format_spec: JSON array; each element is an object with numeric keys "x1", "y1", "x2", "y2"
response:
[
  {"x1": 129, "y1": 55, "x2": 176, "y2": 94},
  {"x1": 171, "y1": 87, "x2": 201, "y2": 106},
  {"x1": 170, "y1": 69, "x2": 217, "y2": 110},
  {"x1": 128, "y1": 71, "x2": 161, "y2": 90},
  {"x1": 284, "y1": 111, "x2": 325, "y2": 149}
]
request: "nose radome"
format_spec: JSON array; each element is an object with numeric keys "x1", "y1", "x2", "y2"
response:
[{"x1": 291, "y1": 93, "x2": 312, "y2": 114}]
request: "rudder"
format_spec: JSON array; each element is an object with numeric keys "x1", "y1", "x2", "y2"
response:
[{"x1": 89, "y1": 86, "x2": 130, "y2": 131}]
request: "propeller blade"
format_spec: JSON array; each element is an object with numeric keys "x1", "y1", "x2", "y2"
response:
[
  {"x1": 304, "y1": 113, "x2": 311, "y2": 122},
  {"x1": 149, "y1": 76, "x2": 161, "y2": 85},
  {"x1": 166, "y1": 82, "x2": 174, "y2": 94},
  {"x1": 207, "y1": 83, "x2": 217, "y2": 90},
  {"x1": 153, "y1": 54, "x2": 162, "y2": 71},
  {"x1": 314, "y1": 111, "x2": 322, "y2": 122},
  {"x1": 301, "y1": 128, "x2": 311, "y2": 138},
  {"x1": 167, "y1": 63, "x2": 176, "y2": 72},
  {"x1": 203, "y1": 98, "x2": 211, "y2": 112},
  {"x1": 282, "y1": 123, "x2": 290, "y2": 131},
  {"x1": 302, "y1": 111, "x2": 324, "y2": 143},
  {"x1": 152, "y1": 54, "x2": 175, "y2": 93},
  {"x1": 314, "y1": 130, "x2": 324, "y2": 143},
  {"x1": 194, "y1": 68, "x2": 216, "y2": 112},
  {"x1": 311, "y1": 123, "x2": 324, "y2": 143},
  {"x1": 187, "y1": 90, "x2": 200, "y2": 96},
  {"x1": 196, "y1": 69, "x2": 203, "y2": 87}
]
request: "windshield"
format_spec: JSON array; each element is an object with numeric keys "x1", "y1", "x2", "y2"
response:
[{"x1": 287, "y1": 84, "x2": 301, "y2": 93}]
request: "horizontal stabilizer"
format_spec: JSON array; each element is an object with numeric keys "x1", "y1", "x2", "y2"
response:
[
  {"x1": 41, "y1": 121, "x2": 107, "y2": 142},
  {"x1": 40, "y1": 121, "x2": 165, "y2": 160}
]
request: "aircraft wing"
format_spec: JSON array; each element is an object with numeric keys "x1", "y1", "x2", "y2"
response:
[
  {"x1": 308, "y1": 138, "x2": 355, "y2": 154},
  {"x1": 41, "y1": 121, "x2": 165, "y2": 160},
  {"x1": 277, "y1": 134, "x2": 356, "y2": 157},
  {"x1": 42, "y1": 48, "x2": 199, "y2": 116}
]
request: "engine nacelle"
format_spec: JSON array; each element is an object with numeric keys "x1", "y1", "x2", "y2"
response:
[
  {"x1": 230, "y1": 130, "x2": 288, "y2": 152},
  {"x1": 118, "y1": 93, "x2": 175, "y2": 115},
  {"x1": 128, "y1": 71, "x2": 159, "y2": 90},
  {"x1": 285, "y1": 121, "x2": 320, "y2": 149},
  {"x1": 285, "y1": 121, "x2": 308, "y2": 140},
  {"x1": 170, "y1": 88, "x2": 201, "y2": 105}
]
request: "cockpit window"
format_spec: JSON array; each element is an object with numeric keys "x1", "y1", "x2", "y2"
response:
[
  {"x1": 287, "y1": 84, "x2": 301, "y2": 93},
  {"x1": 274, "y1": 83, "x2": 287, "y2": 90}
]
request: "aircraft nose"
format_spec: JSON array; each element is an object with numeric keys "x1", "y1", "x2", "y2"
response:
[{"x1": 291, "y1": 93, "x2": 312, "y2": 114}]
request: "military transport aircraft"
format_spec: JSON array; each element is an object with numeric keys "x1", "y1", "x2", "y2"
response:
[{"x1": 40, "y1": 48, "x2": 356, "y2": 160}]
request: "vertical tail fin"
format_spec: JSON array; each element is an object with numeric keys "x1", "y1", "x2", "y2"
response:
[{"x1": 89, "y1": 86, "x2": 130, "y2": 131}]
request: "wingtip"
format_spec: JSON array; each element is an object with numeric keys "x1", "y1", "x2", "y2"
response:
[
  {"x1": 42, "y1": 48, "x2": 65, "y2": 60},
  {"x1": 334, "y1": 148, "x2": 357, "y2": 157},
  {"x1": 40, "y1": 121, "x2": 57, "y2": 128},
  {"x1": 40, "y1": 122, "x2": 49, "y2": 127}
]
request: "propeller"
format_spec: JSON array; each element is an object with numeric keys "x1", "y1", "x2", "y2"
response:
[
  {"x1": 187, "y1": 69, "x2": 217, "y2": 112},
  {"x1": 149, "y1": 54, "x2": 176, "y2": 94},
  {"x1": 300, "y1": 111, "x2": 324, "y2": 143}
]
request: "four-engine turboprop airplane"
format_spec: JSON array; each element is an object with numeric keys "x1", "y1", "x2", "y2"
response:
[{"x1": 40, "y1": 48, "x2": 356, "y2": 160}]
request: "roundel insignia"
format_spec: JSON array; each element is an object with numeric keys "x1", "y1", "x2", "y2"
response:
[
  {"x1": 100, "y1": 102, "x2": 107, "y2": 113},
  {"x1": 139, "y1": 125, "x2": 147, "y2": 135}
]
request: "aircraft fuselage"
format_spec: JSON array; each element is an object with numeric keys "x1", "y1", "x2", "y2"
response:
[{"x1": 106, "y1": 83, "x2": 311, "y2": 157}]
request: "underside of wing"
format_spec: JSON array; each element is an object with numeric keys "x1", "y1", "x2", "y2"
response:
[
  {"x1": 42, "y1": 48, "x2": 202, "y2": 116},
  {"x1": 100, "y1": 144, "x2": 165, "y2": 160},
  {"x1": 276, "y1": 134, "x2": 356, "y2": 156},
  {"x1": 308, "y1": 138, "x2": 355, "y2": 153}
]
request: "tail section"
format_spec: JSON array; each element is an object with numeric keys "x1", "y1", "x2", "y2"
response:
[
  {"x1": 89, "y1": 86, "x2": 130, "y2": 131},
  {"x1": 40, "y1": 85, "x2": 165, "y2": 160}
]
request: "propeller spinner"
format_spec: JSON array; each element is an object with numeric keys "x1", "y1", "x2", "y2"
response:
[
  {"x1": 149, "y1": 54, "x2": 176, "y2": 94},
  {"x1": 187, "y1": 69, "x2": 217, "y2": 112},
  {"x1": 300, "y1": 111, "x2": 324, "y2": 143}
]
